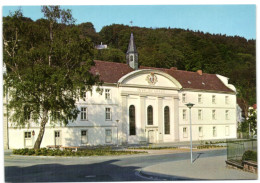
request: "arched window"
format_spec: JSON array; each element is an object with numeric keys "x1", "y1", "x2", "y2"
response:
[
  {"x1": 129, "y1": 105, "x2": 136, "y2": 135},
  {"x1": 164, "y1": 106, "x2": 170, "y2": 134},
  {"x1": 130, "y1": 55, "x2": 134, "y2": 61},
  {"x1": 147, "y1": 105, "x2": 153, "y2": 125}
]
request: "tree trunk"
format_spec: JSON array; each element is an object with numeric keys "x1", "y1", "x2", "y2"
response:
[{"x1": 34, "y1": 110, "x2": 48, "y2": 149}]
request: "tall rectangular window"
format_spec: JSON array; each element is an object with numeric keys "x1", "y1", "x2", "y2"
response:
[
  {"x1": 164, "y1": 106, "x2": 170, "y2": 134},
  {"x1": 105, "y1": 129, "x2": 112, "y2": 143},
  {"x1": 182, "y1": 94, "x2": 186, "y2": 103},
  {"x1": 183, "y1": 127, "x2": 188, "y2": 138},
  {"x1": 225, "y1": 126, "x2": 230, "y2": 136},
  {"x1": 225, "y1": 110, "x2": 229, "y2": 120},
  {"x1": 198, "y1": 110, "x2": 202, "y2": 120},
  {"x1": 105, "y1": 89, "x2": 111, "y2": 100},
  {"x1": 81, "y1": 107, "x2": 87, "y2": 120},
  {"x1": 225, "y1": 96, "x2": 229, "y2": 104},
  {"x1": 105, "y1": 108, "x2": 112, "y2": 120},
  {"x1": 81, "y1": 130, "x2": 88, "y2": 144},
  {"x1": 213, "y1": 126, "x2": 217, "y2": 137},
  {"x1": 129, "y1": 105, "x2": 136, "y2": 135},
  {"x1": 212, "y1": 95, "x2": 216, "y2": 104},
  {"x1": 212, "y1": 110, "x2": 216, "y2": 120},
  {"x1": 183, "y1": 109, "x2": 187, "y2": 120},
  {"x1": 199, "y1": 127, "x2": 203, "y2": 137},
  {"x1": 198, "y1": 94, "x2": 202, "y2": 103},
  {"x1": 147, "y1": 105, "x2": 153, "y2": 125}
]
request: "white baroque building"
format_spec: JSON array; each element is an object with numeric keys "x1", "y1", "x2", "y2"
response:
[{"x1": 4, "y1": 33, "x2": 237, "y2": 149}]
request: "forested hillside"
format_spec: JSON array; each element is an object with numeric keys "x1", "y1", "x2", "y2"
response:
[
  {"x1": 3, "y1": 15, "x2": 256, "y2": 116},
  {"x1": 93, "y1": 24, "x2": 256, "y2": 115}
]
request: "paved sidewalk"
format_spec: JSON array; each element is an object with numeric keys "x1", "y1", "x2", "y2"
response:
[{"x1": 140, "y1": 155, "x2": 258, "y2": 180}]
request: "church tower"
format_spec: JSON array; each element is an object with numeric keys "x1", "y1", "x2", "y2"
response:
[{"x1": 126, "y1": 33, "x2": 138, "y2": 70}]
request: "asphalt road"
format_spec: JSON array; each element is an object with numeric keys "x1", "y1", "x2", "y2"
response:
[{"x1": 4, "y1": 149, "x2": 226, "y2": 182}]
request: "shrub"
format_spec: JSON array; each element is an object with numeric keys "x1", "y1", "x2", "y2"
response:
[
  {"x1": 28, "y1": 149, "x2": 35, "y2": 155},
  {"x1": 242, "y1": 150, "x2": 257, "y2": 162}
]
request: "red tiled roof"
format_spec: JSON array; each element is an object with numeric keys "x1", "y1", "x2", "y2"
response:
[
  {"x1": 90, "y1": 60, "x2": 134, "y2": 83},
  {"x1": 91, "y1": 60, "x2": 234, "y2": 93}
]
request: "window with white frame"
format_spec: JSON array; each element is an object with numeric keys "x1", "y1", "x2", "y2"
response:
[
  {"x1": 105, "y1": 89, "x2": 111, "y2": 100},
  {"x1": 213, "y1": 126, "x2": 217, "y2": 137},
  {"x1": 212, "y1": 95, "x2": 216, "y2": 104},
  {"x1": 198, "y1": 94, "x2": 202, "y2": 103},
  {"x1": 80, "y1": 107, "x2": 87, "y2": 120},
  {"x1": 225, "y1": 110, "x2": 229, "y2": 120},
  {"x1": 225, "y1": 126, "x2": 230, "y2": 136},
  {"x1": 105, "y1": 129, "x2": 112, "y2": 143},
  {"x1": 199, "y1": 127, "x2": 203, "y2": 137},
  {"x1": 25, "y1": 132, "x2": 31, "y2": 138},
  {"x1": 182, "y1": 94, "x2": 186, "y2": 103},
  {"x1": 183, "y1": 127, "x2": 188, "y2": 138},
  {"x1": 183, "y1": 109, "x2": 187, "y2": 120},
  {"x1": 212, "y1": 110, "x2": 216, "y2": 120},
  {"x1": 105, "y1": 108, "x2": 112, "y2": 120},
  {"x1": 225, "y1": 96, "x2": 229, "y2": 104},
  {"x1": 81, "y1": 130, "x2": 88, "y2": 144},
  {"x1": 198, "y1": 109, "x2": 202, "y2": 120}
]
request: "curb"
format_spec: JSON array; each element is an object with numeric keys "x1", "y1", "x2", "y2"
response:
[{"x1": 138, "y1": 170, "x2": 197, "y2": 180}]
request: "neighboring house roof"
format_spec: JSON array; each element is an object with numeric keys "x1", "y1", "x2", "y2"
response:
[
  {"x1": 253, "y1": 104, "x2": 257, "y2": 110},
  {"x1": 90, "y1": 60, "x2": 234, "y2": 93}
]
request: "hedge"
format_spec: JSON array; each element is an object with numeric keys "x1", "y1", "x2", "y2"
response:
[
  {"x1": 242, "y1": 150, "x2": 257, "y2": 162},
  {"x1": 12, "y1": 147, "x2": 146, "y2": 156}
]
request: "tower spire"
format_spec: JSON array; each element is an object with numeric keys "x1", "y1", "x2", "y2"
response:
[{"x1": 126, "y1": 33, "x2": 138, "y2": 70}]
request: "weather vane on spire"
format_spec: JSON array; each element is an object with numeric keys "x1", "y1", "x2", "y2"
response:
[{"x1": 130, "y1": 20, "x2": 133, "y2": 27}]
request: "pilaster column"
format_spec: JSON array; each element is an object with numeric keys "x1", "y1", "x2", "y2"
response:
[
  {"x1": 121, "y1": 94, "x2": 128, "y2": 145},
  {"x1": 173, "y1": 96, "x2": 180, "y2": 141},
  {"x1": 157, "y1": 97, "x2": 163, "y2": 142},
  {"x1": 139, "y1": 95, "x2": 146, "y2": 142}
]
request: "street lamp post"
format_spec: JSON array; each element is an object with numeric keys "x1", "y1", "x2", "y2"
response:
[
  {"x1": 116, "y1": 120, "x2": 119, "y2": 147},
  {"x1": 185, "y1": 103, "x2": 195, "y2": 164}
]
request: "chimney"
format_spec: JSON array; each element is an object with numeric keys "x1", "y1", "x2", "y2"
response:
[
  {"x1": 197, "y1": 70, "x2": 202, "y2": 75},
  {"x1": 170, "y1": 67, "x2": 177, "y2": 70}
]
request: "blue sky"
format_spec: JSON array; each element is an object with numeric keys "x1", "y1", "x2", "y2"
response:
[{"x1": 2, "y1": 5, "x2": 256, "y2": 39}]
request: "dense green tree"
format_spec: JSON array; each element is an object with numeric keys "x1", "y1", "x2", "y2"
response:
[
  {"x1": 78, "y1": 22, "x2": 101, "y2": 44},
  {"x1": 3, "y1": 6, "x2": 100, "y2": 149},
  {"x1": 94, "y1": 48, "x2": 125, "y2": 63}
]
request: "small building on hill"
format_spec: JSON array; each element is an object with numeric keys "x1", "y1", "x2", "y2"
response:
[{"x1": 5, "y1": 33, "x2": 237, "y2": 149}]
